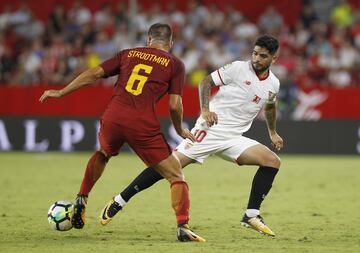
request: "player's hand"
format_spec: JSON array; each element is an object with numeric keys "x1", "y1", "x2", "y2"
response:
[
  {"x1": 179, "y1": 128, "x2": 196, "y2": 142},
  {"x1": 270, "y1": 132, "x2": 284, "y2": 151},
  {"x1": 201, "y1": 110, "x2": 218, "y2": 127},
  {"x1": 39, "y1": 90, "x2": 63, "y2": 103}
]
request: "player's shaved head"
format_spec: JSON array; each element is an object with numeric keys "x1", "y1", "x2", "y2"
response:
[{"x1": 148, "y1": 23, "x2": 173, "y2": 44}]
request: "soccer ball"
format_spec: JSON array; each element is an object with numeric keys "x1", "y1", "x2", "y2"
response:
[{"x1": 47, "y1": 200, "x2": 74, "y2": 231}]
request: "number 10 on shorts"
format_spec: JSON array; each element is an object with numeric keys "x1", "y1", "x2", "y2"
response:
[{"x1": 194, "y1": 130, "x2": 207, "y2": 142}]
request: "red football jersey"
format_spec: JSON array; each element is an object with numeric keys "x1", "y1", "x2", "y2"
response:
[{"x1": 100, "y1": 47, "x2": 185, "y2": 133}]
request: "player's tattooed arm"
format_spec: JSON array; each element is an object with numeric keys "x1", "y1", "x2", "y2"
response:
[
  {"x1": 264, "y1": 102, "x2": 284, "y2": 151},
  {"x1": 199, "y1": 75, "x2": 214, "y2": 111},
  {"x1": 264, "y1": 102, "x2": 277, "y2": 134},
  {"x1": 199, "y1": 75, "x2": 218, "y2": 127}
]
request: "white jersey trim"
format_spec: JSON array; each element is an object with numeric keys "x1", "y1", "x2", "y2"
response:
[{"x1": 211, "y1": 70, "x2": 225, "y2": 86}]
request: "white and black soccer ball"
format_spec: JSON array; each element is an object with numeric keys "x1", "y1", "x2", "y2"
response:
[{"x1": 47, "y1": 200, "x2": 74, "y2": 231}]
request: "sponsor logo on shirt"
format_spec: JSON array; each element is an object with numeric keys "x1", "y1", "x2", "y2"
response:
[{"x1": 252, "y1": 94, "x2": 261, "y2": 104}]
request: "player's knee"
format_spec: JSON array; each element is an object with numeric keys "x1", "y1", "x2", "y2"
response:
[
  {"x1": 99, "y1": 149, "x2": 111, "y2": 162},
  {"x1": 158, "y1": 165, "x2": 184, "y2": 182},
  {"x1": 164, "y1": 166, "x2": 184, "y2": 182},
  {"x1": 168, "y1": 170, "x2": 185, "y2": 182},
  {"x1": 262, "y1": 153, "x2": 281, "y2": 168},
  {"x1": 274, "y1": 155, "x2": 281, "y2": 168}
]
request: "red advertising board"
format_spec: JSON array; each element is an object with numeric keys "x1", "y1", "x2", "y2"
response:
[
  {"x1": 293, "y1": 87, "x2": 360, "y2": 120},
  {"x1": 0, "y1": 85, "x2": 360, "y2": 119},
  {"x1": 0, "y1": 85, "x2": 200, "y2": 117}
]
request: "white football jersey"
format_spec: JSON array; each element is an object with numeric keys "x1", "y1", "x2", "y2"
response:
[{"x1": 198, "y1": 60, "x2": 280, "y2": 136}]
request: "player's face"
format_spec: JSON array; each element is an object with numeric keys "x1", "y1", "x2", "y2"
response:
[{"x1": 251, "y1": 46, "x2": 276, "y2": 73}]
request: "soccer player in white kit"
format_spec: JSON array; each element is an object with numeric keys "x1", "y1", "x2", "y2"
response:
[{"x1": 101, "y1": 35, "x2": 284, "y2": 238}]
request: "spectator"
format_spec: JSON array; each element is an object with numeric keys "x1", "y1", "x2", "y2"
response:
[
  {"x1": 11, "y1": 2, "x2": 31, "y2": 26},
  {"x1": 331, "y1": 0, "x2": 354, "y2": 28},
  {"x1": 0, "y1": 0, "x2": 359, "y2": 90},
  {"x1": 94, "y1": 3, "x2": 112, "y2": 30},
  {"x1": 113, "y1": 24, "x2": 132, "y2": 51},
  {"x1": 167, "y1": 2, "x2": 186, "y2": 28},
  {"x1": 276, "y1": 47, "x2": 298, "y2": 75},
  {"x1": 84, "y1": 44, "x2": 101, "y2": 69},
  {"x1": 181, "y1": 41, "x2": 201, "y2": 73},
  {"x1": 329, "y1": 68, "x2": 351, "y2": 87},
  {"x1": 258, "y1": 6, "x2": 284, "y2": 34},
  {"x1": 15, "y1": 12, "x2": 44, "y2": 40},
  {"x1": 300, "y1": 2, "x2": 318, "y2": 28},
  {"x1": 351, "y1": 12, "x2": 360, "y2": 48},
  {"x1": 114, "y1": 2, "x2": 128, "y2": 26},
  {"x1": 187, "y1": 0, "x2": 208, "y2": 28},
  {"x1": 93, "y1": 31, "x2": 115, "y2": 61},
  {"x1": 67, "y1": 0, "x2": 92, "y2": 26},
  {"x1": 48, "y1": 3, "x2": 66, "y2": 34},
  {"x1": 0, "y1": 5, "x2": 12, "y2": 31},
  {"x1": 234, "y1": 16, "x2": 258, "y2": 39},
  {"x1": 0, "y1": 41, "x2": 16, "y2": 83},
  {"x1": 188, "y1": 55, "x2": 210, "y2": 86}
]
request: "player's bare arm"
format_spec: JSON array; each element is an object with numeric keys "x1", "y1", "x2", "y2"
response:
[
  {"x1": 264, "y1": 102, "x2": 284, "y2": 151},
  {"x1": 199, "y1": 75, "x2": 218, "y2": 127},
  {"x1": 39, "y1": 66, "x2": 105, "y2": 103},
  {"x1": 169, "y1": 94, "x2": 196, "y2": 142}
]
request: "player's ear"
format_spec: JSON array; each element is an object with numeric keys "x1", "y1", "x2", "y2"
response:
[
  {"x1": 271, "y1": 53, "x2": 278, "y2": 64},
  {"x1": 169, "y1": 40, "x2": 173, "y2": 49}
]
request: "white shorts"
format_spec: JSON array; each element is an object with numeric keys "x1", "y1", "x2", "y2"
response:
[{"x1": 176, "y1": 122, "x2": 259, "y2": 164}]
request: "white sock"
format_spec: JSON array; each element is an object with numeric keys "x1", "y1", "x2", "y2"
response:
[
  {"x1": 114, "y1": 194, "x2": 127, "y2": 207},
  {"x1": 246, "y1": 209, "x2": 260, "y2": 218}
]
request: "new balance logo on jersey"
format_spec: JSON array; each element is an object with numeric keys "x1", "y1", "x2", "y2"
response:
[
  {"x1": 244, "y1": 80, "x2": 251, "y2": 85},
  {"x1": 252, "y1": 95, "x2": 261, "y2": 104}
]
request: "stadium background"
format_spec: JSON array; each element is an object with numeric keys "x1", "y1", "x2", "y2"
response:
[
  {"x1": 0, "y1": 0, "x2": 359, "y2": 154},
  {"x1": 1, "y1": 1, "x2": 359, "y2": 253}
]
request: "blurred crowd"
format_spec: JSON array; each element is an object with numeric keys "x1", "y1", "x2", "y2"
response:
[{"x1": 0, "y1": 0, "x2": 360, "y2": 90}]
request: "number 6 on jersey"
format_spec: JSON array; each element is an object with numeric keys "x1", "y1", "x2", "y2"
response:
[{"x1": 125, "y1": 63, "x2": 153, "y2": 96}]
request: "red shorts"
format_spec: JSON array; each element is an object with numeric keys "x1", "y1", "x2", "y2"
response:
[{"x1": 98, "y1": 119, "x2": 172, "y2": 167}]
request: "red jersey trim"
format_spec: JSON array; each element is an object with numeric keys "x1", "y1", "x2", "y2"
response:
[
  {"x1": 256, "y1": 70, "x2": 270, "y2": 81},
  {"x1": 217, "y1": 70, "x2": 225, "y2": 85}
]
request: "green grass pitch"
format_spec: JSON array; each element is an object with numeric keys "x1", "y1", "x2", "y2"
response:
[{"x1": 0, "y1": 152, "x2": 359, "y2": 253}]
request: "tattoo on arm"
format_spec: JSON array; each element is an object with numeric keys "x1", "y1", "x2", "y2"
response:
[
  {"x1": 264, "y1": 102, "x2": 277, "y2": 134},
  {"x1": 199, "y1": 75, "x2": 215, "y2": 111}
]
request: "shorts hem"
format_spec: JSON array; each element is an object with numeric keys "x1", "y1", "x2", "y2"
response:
[{"x1": 176, "y1": 151, "x2": 204, "y2": 164}]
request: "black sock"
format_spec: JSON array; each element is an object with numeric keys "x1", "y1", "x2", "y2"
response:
[
  {"x1": 247, "y1": 166, "x2": 279, "y2": 210},
  {"x1": 120, "y1": 167, "x2": 164, "y2": 202}
]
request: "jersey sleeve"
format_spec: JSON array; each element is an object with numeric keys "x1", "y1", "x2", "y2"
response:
[
  {"x1": 168, "y1": 59, "x2": 185, "y2": 96},
  {"x1": 210, "y1": 61, "x2": 238, "y2": 86},
  {"x1": 99, "y1": 52, "x2": 122, "y2": 78},
  {"x1": 266, "y1": 79, "x2": 280, "y2": 104}
]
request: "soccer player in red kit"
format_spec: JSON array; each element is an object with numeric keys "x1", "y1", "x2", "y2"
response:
[{"x1": 39, "y1": 23, "x2": 205, "y2": 242}]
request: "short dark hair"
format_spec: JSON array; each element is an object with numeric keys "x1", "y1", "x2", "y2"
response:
[
  {"x1": 148, "y1": 23, "x2": 172, "y2": 43},
  {"x1": 255, "y1": 35, "x2": 279, "y2": 55}
]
